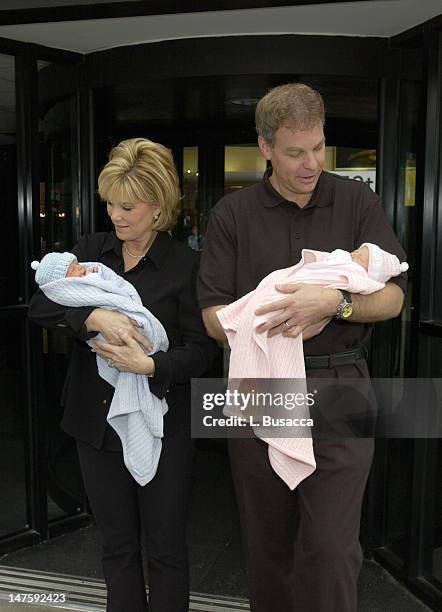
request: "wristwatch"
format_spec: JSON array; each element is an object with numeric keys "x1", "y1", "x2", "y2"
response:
[{"x1": 335, "y1": 290, "x2": 353, "y2": 320}]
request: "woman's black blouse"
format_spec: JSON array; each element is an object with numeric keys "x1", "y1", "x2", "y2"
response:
[{"x1": 28, "y1": 231, "x2": 218, "y2": 450}]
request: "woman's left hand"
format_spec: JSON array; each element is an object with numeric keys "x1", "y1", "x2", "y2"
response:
[{"x1": 91, "y1": 329, "x2": 155, "y2": 375}]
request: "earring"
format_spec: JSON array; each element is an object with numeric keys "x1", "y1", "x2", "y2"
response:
[{"x1": 154, "y1": 211, "x2": 160, "y2": 221}]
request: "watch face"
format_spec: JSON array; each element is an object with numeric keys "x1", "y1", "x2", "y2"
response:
[{"x1": 342, "y1": 304, "x2": 353, "y2": 319}]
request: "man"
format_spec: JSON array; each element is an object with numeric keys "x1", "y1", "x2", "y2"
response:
[{"x1": 197, "y1": 83, "x2": 406, "y2": 612}]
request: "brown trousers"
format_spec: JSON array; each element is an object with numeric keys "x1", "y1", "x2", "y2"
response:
[{"x1": 228, "y1": 436, "x2": 374, "y2": 612}]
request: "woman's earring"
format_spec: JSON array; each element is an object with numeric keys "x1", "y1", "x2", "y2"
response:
[{"x1": 154, "y1": 211, "x2": 160, "y2": 221}]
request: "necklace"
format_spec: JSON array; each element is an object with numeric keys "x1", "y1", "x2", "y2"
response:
[{"x1": 123, "y1": 233, "x2": 157, "y2": 259}]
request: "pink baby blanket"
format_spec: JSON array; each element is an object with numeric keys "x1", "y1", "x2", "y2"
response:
[{"x1": 217, "y1": 248, "x2": 385, "y2": 490}]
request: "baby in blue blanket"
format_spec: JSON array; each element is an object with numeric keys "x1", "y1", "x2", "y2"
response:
[{"x1": 30, "y1": 251, "x2": 169, "y2": 487}]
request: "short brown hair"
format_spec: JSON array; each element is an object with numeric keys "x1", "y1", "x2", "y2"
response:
[
  {"x1": 255, "y1": 83, "x2": 325, "y2": 145},
  {"x1": 98, "y1": 137, "x2": 181, "y2": 231}
]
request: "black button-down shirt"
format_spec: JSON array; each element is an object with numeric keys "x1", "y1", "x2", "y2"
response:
[
  {"x1": 197, "y1": 170, "x2": 406, "y2": 357},
  {"x1": 28, "y1": 231, "x2": 217, "y2": 449}
]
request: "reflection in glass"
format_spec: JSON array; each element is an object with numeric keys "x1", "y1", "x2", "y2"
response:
[
  {"x1": 434, "y1": 447, "x2": 442, "y2": 585},
  {"x1": 39, "y1": 62, "x2": 79, "y2": 254},
  {"x1": 224, "y1": 146, "x2": 266, "y2": 195},
  {"x1": 419, "y1": 336, "x2": 442, "y2": 586},
  {"x1": 37, "y1": 63, "x2": 83, "y2": 521},
  {"x1": 383, "y1": 439, "x2": 413, "y2": 561},
  {"x1": 395, "y1": 81, "x2": 420, "y2": 377},
  {"x1": 326, "y1": 146, "x2": 376, "y2": 192},
  {"x1": 0, "y1": 321, "x2": 27, "y2": 536},
  {"x1": 0, "y1": 53, "x2": 18, "y2": 306},
  {"x1": 182, "y1": 147, "x2": 200, "y2": 249}
]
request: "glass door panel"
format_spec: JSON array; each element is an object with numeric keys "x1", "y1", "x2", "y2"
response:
[
  {"x1": 38, "y1": 62, "x2": 84, "y2": 522},
  {"x1": 0, "y1": 319, "x2": 28, "y2": 537},
  {"x1": 417, "y1": 335, "x2": 442, "y2": 588},
  {"x1": 182, "y1": 147, "x2": 200, "y2": 250},
  {"x1": 371, "y1": 79, "x2": 423, "y2": 568},
  {"x1": 0, "y1": 53, "x2": 18, "y2": 307},
  {"x1": 326, "y1": 146, "x2": 376, "y2": 191},
  {"x1": 224, "y1": 145, "x2": 265, "y2": 195},
  {"x1": 0, "y1": 53, "x2": 29, "y2": 539}
]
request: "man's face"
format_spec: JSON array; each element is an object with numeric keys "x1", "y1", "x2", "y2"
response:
[{"x1": 258, "y1": 123, "x2": 326, "y2": 207}]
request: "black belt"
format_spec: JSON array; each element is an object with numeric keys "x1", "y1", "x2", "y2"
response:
[{"x1": 305, "y1": 346, "x2": 367, "y2": 369}]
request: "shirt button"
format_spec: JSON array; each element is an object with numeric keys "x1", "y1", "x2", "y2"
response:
[{"x1": 102, "y1": 400, "x2": 107, "y2": 405}]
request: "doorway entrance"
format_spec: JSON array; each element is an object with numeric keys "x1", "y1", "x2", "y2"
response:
[{"x1": 2, "y1": 31, "x2": 440, "y2": 611}]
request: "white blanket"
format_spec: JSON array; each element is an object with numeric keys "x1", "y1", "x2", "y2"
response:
[{"x1": 41, "y1": 262, "x2": 169, "y2": 486}]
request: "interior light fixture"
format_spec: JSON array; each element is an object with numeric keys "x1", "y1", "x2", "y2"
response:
[{"x1": 227, "y1": 98, "x2": 260, "y2": 107}]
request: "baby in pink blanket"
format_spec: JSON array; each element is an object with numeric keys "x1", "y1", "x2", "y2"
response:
[
  {"x1": 216, "y1": 243, "x2": 408, "y2": 491},
  {"x1": 217, "y1": 242, "x2": 408, "y2": 379}
]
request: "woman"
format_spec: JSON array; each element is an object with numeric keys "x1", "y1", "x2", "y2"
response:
[{"x1": 28, "y1": 138, "x2": 217, "y2": 612}]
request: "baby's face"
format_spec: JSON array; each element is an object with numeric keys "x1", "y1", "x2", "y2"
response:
[
  {"x1": 66, "y1": 261, "x2": 87, "y2": 277},
  {"x1": 350, "y1": 246, "x2": 369, "y2": 271}
]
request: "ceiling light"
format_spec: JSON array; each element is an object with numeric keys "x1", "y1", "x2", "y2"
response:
[{"x1": 227, "y1": 98, "x2": 260, "y2": 107}]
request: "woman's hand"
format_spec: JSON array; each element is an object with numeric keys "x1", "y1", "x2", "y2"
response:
[
  {"x1": 91, "y1": 329, "x2": 155, "y2": 375},
  {"x1": 85, "y1": 308, "x2": 151, "y2": 349}
]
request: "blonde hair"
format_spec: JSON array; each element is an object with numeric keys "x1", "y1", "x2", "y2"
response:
[
  {"x1": 255, "y1": 83, "x2": 325, "y2": 145},
  {"x1": 98, "y1": 138, "x2": 181, "y2": 231}
]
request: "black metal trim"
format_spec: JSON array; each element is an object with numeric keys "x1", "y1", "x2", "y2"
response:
[
  {"x1": 16, "y1": 52, "x2": 49, "y2": 542},
  {"x1": 0, "y1": 530, "x2": 41, "y2": 556},
  {"x1": 420, "y1": 29, "x2": 441, "y2": 322},
  {"x1": 419, "y1": 321, "x2": 442, "y2": 337},
  {"x1": 391, "y1": 14, "x2": 442, "y2": 49},
  {"x1": 374, "y1": 547, "x2": 442, "y2": 610},
  {"x1": 368, "y1": 76, "x2": 400, "y2": 379},
  {"x1": 47, "y1": 513, "x2": 91, "y2": 540},
  {"x1": 0, "y1": 305, "x2": 28, "y2": 318},
  {"x1": 0, "y1": 0, "x2": 377, "y2": 26},
  {"x1": 197, "y1": 143, "x2": 225, "y2": 235},
  {"x1": 0, "y1": 36, "x2": 82, "y2": 62},
  {"x1": 85, "y1": 35, "x2": 398, "y2": 88},
  {"x1": 407, "y1": 440, "x2": 437, "y2": 580},
  {"x1": 78, "y1": 81, "x2": 96, "y2": 236}
]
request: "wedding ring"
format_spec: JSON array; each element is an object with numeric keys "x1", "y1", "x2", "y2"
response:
[
  {"x1": 284, "y1": 321, "x2": 291, "y2": 329},
  {"x1": 108, "y1": 360, "x2": 114, "y2": 368}
]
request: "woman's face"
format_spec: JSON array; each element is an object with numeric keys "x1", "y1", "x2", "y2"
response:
[{"x1": 106, "y1": 199, "x2": 159, "y2": 241}]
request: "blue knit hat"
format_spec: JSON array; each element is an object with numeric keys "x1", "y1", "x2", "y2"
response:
[{"x1": 31, "y1": 252, "x2": 77, "y2": 286}]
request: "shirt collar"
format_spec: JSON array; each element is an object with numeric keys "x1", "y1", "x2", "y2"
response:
[
  {"x1": 101, "y1": 230, "x2": 171, "y2": 269},
  {"x1": 262, "y1": 168, "x2": 335, "y2": 209}
]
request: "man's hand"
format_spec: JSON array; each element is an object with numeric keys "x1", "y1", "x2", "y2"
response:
[{"x1": 255, "y1": 283, "x2": 341, "y2": 338}]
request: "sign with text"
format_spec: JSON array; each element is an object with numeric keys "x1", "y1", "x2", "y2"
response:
[{"x1": 330, "y1": 170, "x2": 376, "y2": 191}]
